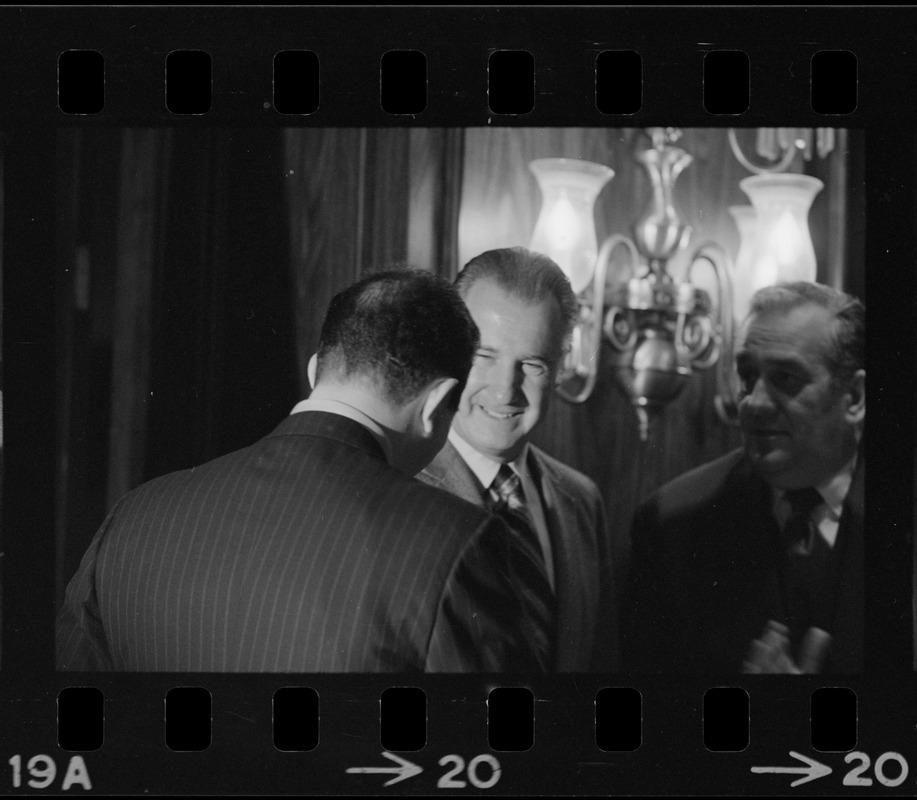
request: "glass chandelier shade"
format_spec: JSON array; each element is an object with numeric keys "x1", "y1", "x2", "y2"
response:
[
  {"x1": 727, "y1": 204, "x2": 758, "y2": 324},
  {"x1": 738, "y1": 174, "x2": 824, "y2": 303},
  {"x1": 528, "y1": 158, "x2": 615, "y2": 294}
]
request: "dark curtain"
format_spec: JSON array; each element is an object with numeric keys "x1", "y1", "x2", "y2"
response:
[
  {"x1": 54, "y1": 129, "x2": 299, "y2": 607},
  {"x1": 283, "y1": 128, "x2": 464, "y2": 397}
]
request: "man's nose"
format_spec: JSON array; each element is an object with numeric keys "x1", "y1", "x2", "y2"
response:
[
  {"x1": 741, "y1": 377, "x2": 775, "y2": 413},
  {"x1": 491, "y1": 362, "x2": 523, "y2": 405}
]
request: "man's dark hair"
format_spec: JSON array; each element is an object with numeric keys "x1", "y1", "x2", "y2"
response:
[
  {"x1": 454, "y1": 247, "x2": 579, "y2": 348},
  {"x1": 747, "y1": 281, "x2": 865, "y2": 387},
  {"x1": 315, "y1": 269, "x2": 479, "y2": 407}
]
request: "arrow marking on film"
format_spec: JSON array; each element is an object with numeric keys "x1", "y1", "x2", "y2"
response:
[
  {"x1": 751, "y1": 751, "x2": 833, "y2": 787},
  {"x1": 346, "y1": 752, "x2": 423, "y2": 787}
]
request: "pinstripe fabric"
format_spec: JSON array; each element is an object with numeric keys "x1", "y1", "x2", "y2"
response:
[
  {"x1": 56, "y1": 412, "x2": 538, "y2": 673},
  {"x1": 419, "y1": 441, "x2": 620, "y2": 672}
]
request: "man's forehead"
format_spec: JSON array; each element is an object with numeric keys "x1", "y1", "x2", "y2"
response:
[
  {"x1": 738, "y1": 304, "x2": 836, "y2": 358},
  {"x1": 465, "y1": 280, "x2": 562, "y2": 325},
  {"x1": 465, "y1": 280, "x2": 565, "y2": 360}
]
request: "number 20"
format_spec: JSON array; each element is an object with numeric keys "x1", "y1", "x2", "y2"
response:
[
  {"x1": 437, "y1": 754, "x2": 501, "y2": 789},
  {"x1": 843, "y1": 751, "x2": 909, "y2": 788}
]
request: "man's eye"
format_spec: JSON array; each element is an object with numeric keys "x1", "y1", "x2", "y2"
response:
[
  {"x1": 474, "y1": 351, "x2": 494, "y2": 361},
  {"x1": 736, "y1": 371, "x2": 756, "y2": 395},
  {"x1": 771, "y1": 371, "x2": 804, "y2": 393},
  {"x1": 521, "y1": 361, "x2": 547, "y2": 377}
]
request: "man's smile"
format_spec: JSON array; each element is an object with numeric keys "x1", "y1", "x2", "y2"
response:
[{"x1": 478, "y1": 405, "x2": 524, "y2": 420}]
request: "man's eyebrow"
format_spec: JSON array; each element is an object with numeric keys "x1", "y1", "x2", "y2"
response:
[
  {"x1": 746, "y1": 354, "x2": 811, "y2": 377},
  {"x1": 736, "y1": 350, "x2": 807, "y2": 370}
]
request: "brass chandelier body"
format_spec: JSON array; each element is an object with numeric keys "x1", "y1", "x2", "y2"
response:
[{"x1": 555, "y1": 128, "x2": 734, "y2": 440}]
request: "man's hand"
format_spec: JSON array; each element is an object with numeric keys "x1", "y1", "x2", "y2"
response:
[
  {"x1": 742, "y1": 621, "x2": 832, "y2": 674},
  {"x1": 743, "y1": 620, "x2": 801, "y2": 674}
]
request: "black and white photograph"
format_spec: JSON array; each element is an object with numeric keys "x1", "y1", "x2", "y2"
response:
[
  {"x1": 0, "y1": 5, "x2": 915, "y2": 796},
  {"x1": 40, "y1": 125, "x2": 867, "y2": 677}
]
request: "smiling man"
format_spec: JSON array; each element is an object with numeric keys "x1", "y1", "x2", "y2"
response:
[
  {"x1": 419, "y1": 247, "x2": 619, "y2": 672},
  {"x1": 624, "y1": 282, "x2": 865, "y2": 675}
]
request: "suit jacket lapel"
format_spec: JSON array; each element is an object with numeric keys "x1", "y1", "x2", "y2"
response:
[
  {"x1": 826, "y1": 450, "x2": 864, "y2": 671},
  {"x1": 423, "y1": 441, "x2": 598, "y2": 672},
  {"x1": 737, "y1": 459, "x2": 786, "y2": 614},
  {"x1": 692, "y1": 456, "x2": 788, "y2": 671},
  {"x1": 419, "y1": 440, "x2": 487, "y2": 506},
  {"x1": 528, "y1": 448, "x2": 590, "y2": 672}
]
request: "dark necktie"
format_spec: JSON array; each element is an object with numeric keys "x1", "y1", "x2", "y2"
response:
[
  {"x1": 782, "y1": 487, "x2": 823, "y2": 553},
  {"x1": 781, "y1": 487, "x2": 833, "y2": 644},
  {"x1": 488, "y1": 464, "x2": 556, "y2": 672}
]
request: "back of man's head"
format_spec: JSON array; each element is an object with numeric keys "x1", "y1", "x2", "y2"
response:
[
  {"x1": 315, "y1": 269, "x2": 479, "y2": 407},
  {"x1": 454, "y1": 246, "x2": 579, "y2": 344}
]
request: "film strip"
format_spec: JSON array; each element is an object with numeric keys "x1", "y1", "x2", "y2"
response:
[{"x1": 1, "y1": 5, "x2": 915, "y2": 796}]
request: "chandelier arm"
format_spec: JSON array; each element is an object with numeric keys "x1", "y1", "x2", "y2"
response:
[
  {"x1": 556, "y1": 297, "x2": 598, "y2": 404},
  {"x1": 683, "y1": 315, "x2": 720, "y2": 369},
  {"x1": 727, "y1": 128, "x2": 798, "y2": 175},
  {"x1": 597, "y1": 233, "x2": 641, "y2": 284},
  {"x1": 554, "y1": 233, "x2": 640, "y2": 404},
  {"x1": 686, "y1": 241, "x2": 740, "y2": 423},
  {"x1": 597, "y1": 234, "x2": 641, "y2": 352},
  {"x1": 555, "y1": 375, "x2": 594, "y2": 405}
]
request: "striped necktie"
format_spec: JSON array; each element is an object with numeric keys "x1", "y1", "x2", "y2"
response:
[{"x1": 488, "y1": 464, "x2": 556, "y2": 672}]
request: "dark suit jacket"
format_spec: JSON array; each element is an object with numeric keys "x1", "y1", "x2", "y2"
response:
[
  {"x1": 56, "y1": 412, "x2": 538, "y2": 673},
  {"x1": 623, "y1": 448, "x2": 864, "y2": 674},
  {"x1": 419, "y1": 440, "x2": 619, "y2": 672}
]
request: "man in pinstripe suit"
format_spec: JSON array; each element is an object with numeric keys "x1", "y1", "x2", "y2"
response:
[
  {"x1": 56, "y1": 270, "x2": 539, "y2": 673},
  {"x1": 419, "y1": 248, "x2": 620, "y2": 672}
]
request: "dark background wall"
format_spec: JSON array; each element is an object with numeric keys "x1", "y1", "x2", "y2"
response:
[
  {"x1": 51, "y1": 129, "x2": 301, "y2": 601},
  {"x1": 16, "y1": 127, "x2": 863, "y2": 608}
]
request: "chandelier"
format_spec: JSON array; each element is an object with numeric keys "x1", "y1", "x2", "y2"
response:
[{"x1": 528, "y1": 127, "x2": 833, "y2": 440}]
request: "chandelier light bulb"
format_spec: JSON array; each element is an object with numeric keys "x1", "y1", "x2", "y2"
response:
[{"x1": 528, "y1": 158, "x2": 614, "y2": 294}]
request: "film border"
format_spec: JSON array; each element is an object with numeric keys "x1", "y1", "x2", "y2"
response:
[{"x1": 1, "y1": 5, "x2": 914, "y2": 796}]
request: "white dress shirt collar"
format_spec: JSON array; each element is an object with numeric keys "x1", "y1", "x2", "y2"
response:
[
  {"x1": 448, "y1": 427, "x2": 529, "y2": 490},
  {"x1": 772, "y1": 453, "x2": 858, "y2": 548}
]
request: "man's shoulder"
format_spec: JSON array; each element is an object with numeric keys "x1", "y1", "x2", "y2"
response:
[
  {"x1": 419, "y1": 439, "x2": 463, "y2": 481},
  {"x1": 410, "y1": 476, "x2": 493, "y2": 524},
  {"x1": 114, "y1": 433, "x2": 494, "y2": 552},
  {"x1": 529, "y1": 444, "x2": 600, "y2": 499},
  {"x1": 110, "y1": 443, "x2": 260, "y2": 515},
  {"x1": 418, "y1": 440, "x2": 484, "y2": 503},
  {"x1": 644, "y1": 448, "x2": 752, "y2": 516}
]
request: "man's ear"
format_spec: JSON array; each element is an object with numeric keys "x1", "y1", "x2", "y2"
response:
[
  {"x1": 845, "y1": 369, "x2": 865, "y2": 424},
  {"x1": 307, "y1": 353, "x2": 318, "y2": 390},
  {"x1": 421, "y1": 377, "x2": 459, "y2": 435}
]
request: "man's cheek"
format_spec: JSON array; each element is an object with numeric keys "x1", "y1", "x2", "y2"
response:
[{"x1": 457, "y1": 384, "x2": 478, "y2": 415}]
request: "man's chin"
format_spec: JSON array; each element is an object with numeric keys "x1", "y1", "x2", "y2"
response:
[
  {"x1": 478, "y1": 435, "x2": 525, "y2": 462},
  {"x1": 745, "y1": 446, "x2": 793, "y2": 480},
  {"x1": 454, "y1": 420, "x2": 526, "y2": 462}
]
